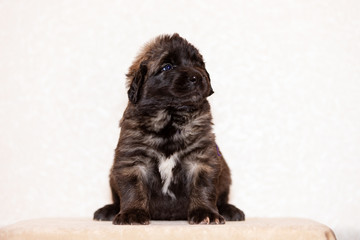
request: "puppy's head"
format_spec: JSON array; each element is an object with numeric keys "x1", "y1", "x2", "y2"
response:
[{"x1": 126, "y1": 34, "x2": 213, "y2": 109}]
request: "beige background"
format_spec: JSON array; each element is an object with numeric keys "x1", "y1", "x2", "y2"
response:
[{"x1": 0, "y1": 0, "x2": 359, "y2": 239}]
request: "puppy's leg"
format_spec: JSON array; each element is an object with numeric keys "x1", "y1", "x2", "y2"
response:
[
  {"x1": 111, "y1": 163, "x2": 150, "y2": 225},
  {"x1": 187, "y1": 164, "x2": 225, "y2": 224}
]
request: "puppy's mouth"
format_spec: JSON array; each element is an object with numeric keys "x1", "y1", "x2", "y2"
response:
[{"x1": 168, "y1": 89, "x2": 207, "y2": 109}]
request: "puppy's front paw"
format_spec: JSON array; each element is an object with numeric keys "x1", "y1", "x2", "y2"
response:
[
  {"x1": 188, "y1": 208, "x2": 225, "y2": 225},
  {"x1": 112, "y1": 208, "x2": 150, "y2": 225}
]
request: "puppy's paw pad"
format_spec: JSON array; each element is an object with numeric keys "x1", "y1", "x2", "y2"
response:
[
  {"x1": 112, "y1": 208, "x2": 150, "y2": 225},
  {"x1": 200, "y1": 217, "x2": 210, "y2": 224},
  {"x1": 188, "y1": 208, "x2": 225, "y2": 225}
]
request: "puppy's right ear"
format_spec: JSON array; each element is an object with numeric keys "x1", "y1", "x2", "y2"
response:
[
  {"x1": 127, "y1": 62, "x2": 147, "y2": 104},
  {"x1": 205, "y1": 69, "x2": 214, "y2": 96}
]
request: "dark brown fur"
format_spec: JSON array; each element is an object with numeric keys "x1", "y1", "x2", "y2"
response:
[{"x1": 94, "y1": 34, "x2": 245, "y2": 225}]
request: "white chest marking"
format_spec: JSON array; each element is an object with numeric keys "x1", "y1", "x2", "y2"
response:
[{"x1": 158, "y1": 154, "x2": 178, "y2": 199}]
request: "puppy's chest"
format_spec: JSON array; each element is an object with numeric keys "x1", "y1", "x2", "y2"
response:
[
  {"x1": 157, "y1": 154, "x2": 180, "y2": 200},
  {"x1": 145, "y1": 111, "x2": 200, "y2": 198},
  {"x1": 146, "y1": 112, "x2": 192, "y2": 154},
  {"x1": 149, "y1": 111, "x2": 188, "y2": 137}
]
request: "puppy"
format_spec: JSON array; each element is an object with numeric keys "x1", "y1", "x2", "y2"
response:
[{"x1": 94, "y1": 33, "x2": 245, "y2": 225}]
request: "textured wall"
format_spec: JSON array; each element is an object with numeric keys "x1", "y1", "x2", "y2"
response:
[{"x1": 0, "y1": 0, "x2": 359, "y2": 239}]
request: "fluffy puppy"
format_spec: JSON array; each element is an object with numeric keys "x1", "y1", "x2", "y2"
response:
[{"x1": 94, "y1": 33, "x2": 245, "y2": 225}]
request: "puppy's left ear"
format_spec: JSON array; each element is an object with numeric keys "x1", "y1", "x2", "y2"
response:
[
  {"x1": 127, "y1": 62, "x2": 148, "y2": 104},
  {"x1": 208, "y1": 86, "x2": 214, "y2": 96},
  {"x1": 205, "y1": 70, "x2": 214, "y2": 96}
]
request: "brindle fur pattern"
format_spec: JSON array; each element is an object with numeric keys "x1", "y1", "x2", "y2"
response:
[{"x1": 94, "y1": 34, "x2": 245, "y2": 225}]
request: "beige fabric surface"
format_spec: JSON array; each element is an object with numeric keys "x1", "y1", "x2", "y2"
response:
[{"x1": 0, "y1": 218, "x2": 336, "y2": 240}]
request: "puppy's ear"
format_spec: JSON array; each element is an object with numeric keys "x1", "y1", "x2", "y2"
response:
[
  {"x1": 127, "y1": 62, "x2": 148, "y2": 104},
  {"x1": 205, "y1": 70, "x2": 214, "y2": 96},
  {"x1": 208, "y1": 86, "x2": 214, "y2": 96}
]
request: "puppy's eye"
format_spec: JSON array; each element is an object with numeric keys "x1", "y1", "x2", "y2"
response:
[{"x1": 161, "y1": 63, "x2": 173, "y2": 72}]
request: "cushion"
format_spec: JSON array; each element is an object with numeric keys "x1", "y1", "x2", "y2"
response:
[{"x1": 0, "y1": 218, "x2": 336, "y2": 240}]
